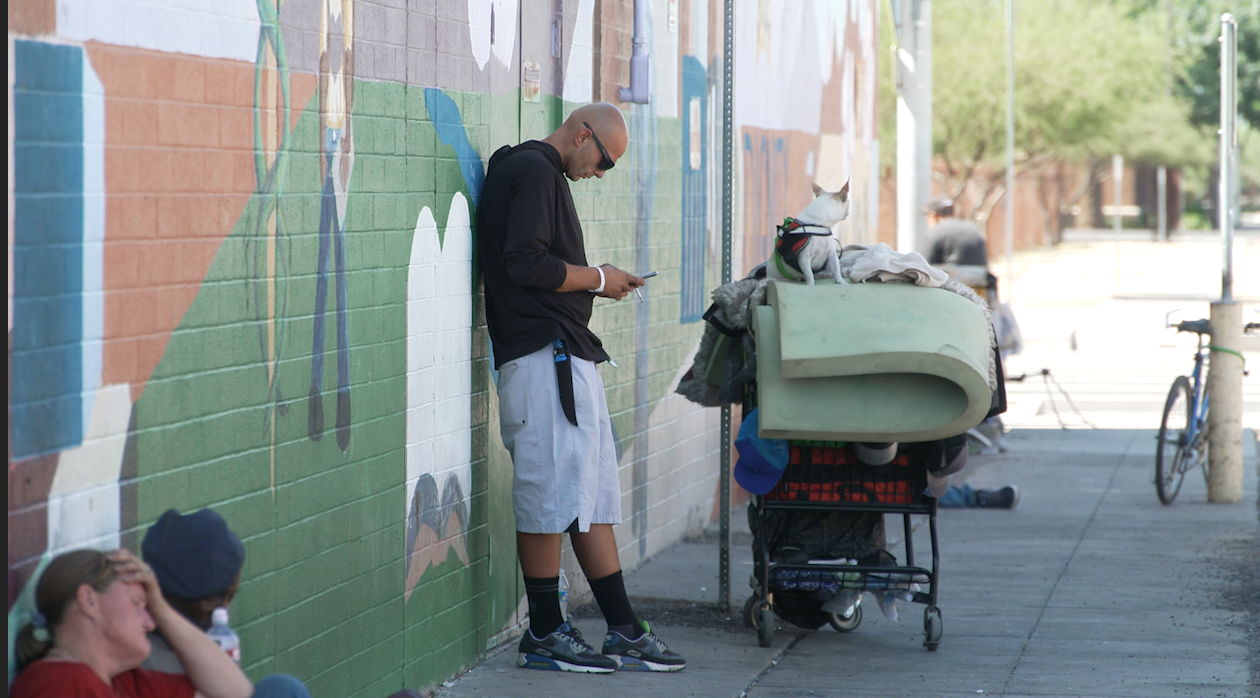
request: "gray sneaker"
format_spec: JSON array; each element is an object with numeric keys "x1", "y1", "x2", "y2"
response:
[
  {"x1": 517, "y1": 622, "x2": 620, "y2": 673},
  {"x1": 602, "y1": 621, "x2": 686, "y2": 672}
]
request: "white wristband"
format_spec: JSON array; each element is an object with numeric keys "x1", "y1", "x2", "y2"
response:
[{"x1": 590, "y1": 265, "x2": 606, "y2": 294}]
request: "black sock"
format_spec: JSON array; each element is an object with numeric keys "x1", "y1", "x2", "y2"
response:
[
  {"x1": 523, "y1": 576, "x2": 563, "y2": 638},
  {"x1": 588, "y1": 570, "x2": 641, "y2": 638}
]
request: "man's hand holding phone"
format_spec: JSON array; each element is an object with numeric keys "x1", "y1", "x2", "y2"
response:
[{"x1": 596, "y1": 265, "x2": 648, "y2": 301}]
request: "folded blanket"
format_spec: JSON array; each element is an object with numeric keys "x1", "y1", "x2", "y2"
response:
[{"x1": 840, "y1": 242, "x2": 949, "y2": 287}]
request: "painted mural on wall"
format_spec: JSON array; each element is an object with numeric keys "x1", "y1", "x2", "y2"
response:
[
  {"x1": 404, "y1": 194, "x2": 473, "y2": 603},
  {"x1": 734, "y1": 0, "x2": 880, "y2": 275},
  {"x1": 310, "y1": 0, "x2": 356, "y2": 451},
  {"x1": 9, "y1": 0, "x2": 881, "y2": 694}
]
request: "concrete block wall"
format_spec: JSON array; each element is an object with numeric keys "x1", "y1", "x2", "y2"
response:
[{"x1": 8, "y1": 0, "x2": 882, "y2": 694}]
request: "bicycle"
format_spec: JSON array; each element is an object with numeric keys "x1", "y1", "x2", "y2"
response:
[{"x1": 1155, "y1": 315, "x2": 1258, "y2": 504}]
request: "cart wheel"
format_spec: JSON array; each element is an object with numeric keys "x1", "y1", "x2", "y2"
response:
[
  {"x1": 923, "y1": 606, "x2": 943, "y2": 651},
  {"x1": 742, "y1": 595, "x2": 759, "y2": 629},
  {"x1": 757, "y1": 606, "x2": 775, "y2": 648},
  {"x1": 827, "y1": 603, "x2": 862, "y2": 633}
]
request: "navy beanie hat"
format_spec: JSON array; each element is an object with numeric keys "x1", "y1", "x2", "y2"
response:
[{"x1": 142, "y1": 509, "x2": 245, "y2": 601}]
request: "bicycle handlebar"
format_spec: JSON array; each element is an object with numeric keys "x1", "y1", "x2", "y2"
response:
[
  {"x1": 1167, "y1": 319, "x2": 1259, "y2": 337},
  {"x1": 1173, "y1": 319, "x2": 1212, "y2": 336}
]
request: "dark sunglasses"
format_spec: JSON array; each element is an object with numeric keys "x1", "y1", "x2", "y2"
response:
[{"x1": 583, "y1": 121, "x2": 615, "y2": 171}]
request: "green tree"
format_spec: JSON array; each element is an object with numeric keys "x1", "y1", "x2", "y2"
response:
[
  {"x1": 1146, "y1": 0, "x2": 1260, "y2": 130},
  {"x1": 1136, "y1": 0, "x2": 1260, "y2": 218},
  {"x1": 931, "y1": 0, "x2": 1210, "y2": 238}
]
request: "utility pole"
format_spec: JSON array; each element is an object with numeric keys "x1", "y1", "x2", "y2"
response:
[
  {"x1": 1004, "y1": 0, "x2": 1014, "y2": 285},
  {"x1": 1207, "y1": 13, "x2": 1243, "y2": 503},
  {"x1": 1156, "y1": 165, "x2": 1167, "y2": 242},
  {"x1": 894, "y1": 0, "x2": 932, "y2": 254},
  {"x1": 1112, "y1": 154, "x2": 1123, "y2": 233}
]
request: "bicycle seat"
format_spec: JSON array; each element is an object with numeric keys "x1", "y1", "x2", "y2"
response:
[{"x1": 1176, "y1": 319, "x2": 1211, "y2": 336}]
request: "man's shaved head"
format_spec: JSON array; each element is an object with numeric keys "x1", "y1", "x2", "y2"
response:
[
  {"x1": 564, "y1": 103, "x2": 628, "y2": 154},
  {"x1": 543, "y1": 102, "x2": 628, "y2": 181}
]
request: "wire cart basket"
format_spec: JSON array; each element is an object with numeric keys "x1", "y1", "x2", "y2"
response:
[{"x1": 744, "y1": 441, "x2": 943, "y2": 650}]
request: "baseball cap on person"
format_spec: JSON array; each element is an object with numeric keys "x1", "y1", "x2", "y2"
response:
[
  {"x1": 924, "y1": 197, "x2": 955, "y2": 216},
  {"x1": 142, "y1": 509, "x2": 245, "y2": 601},
  {"x1": 733, "y1": 409, "x2": 790, "y2": 495}
]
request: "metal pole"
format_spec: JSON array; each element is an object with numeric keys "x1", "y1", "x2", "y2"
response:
[
  {"x1": 1156, "y1": 165, "x2": 1167, "y2": 242},
  {"x1": 1207, "y1": 13, "x2": 1242, "y2": 504},
  {"x1": 718, "y1": 0, "x2": 734, "y2": 611},
  {"x1": 1219, "y1": 14, "x2": 1236, "y2": 302},
  {"x1": 1112, "y1": 154, "x2": 1123, "y2": 233},
  {"x1": 895, "y1": 0, "x2": 932, "y2": 254},
  {"x1": 1004, "y1": 0, "x2": 1015, "y2": 285}
]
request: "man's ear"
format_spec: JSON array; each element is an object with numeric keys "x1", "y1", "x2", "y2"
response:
[
  {"x1": 810, "y1": 181, "x2": 824, "y2": 197},
  {"x1": 835, "y1": 179, "x2": 850, "y2": 201}
]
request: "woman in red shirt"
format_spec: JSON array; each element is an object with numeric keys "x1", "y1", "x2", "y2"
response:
[{"x1": 11, "y1": 548, "x2": 255, "y2": 698}]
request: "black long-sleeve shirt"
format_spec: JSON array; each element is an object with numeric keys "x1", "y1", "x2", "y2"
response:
[{"x1": 477, "y1": 141, "x2": 609, "y2": 368}]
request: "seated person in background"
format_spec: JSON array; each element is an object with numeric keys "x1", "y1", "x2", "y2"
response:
[
  {"x1": 141, "y1": 509, "x2": 244, "y2": 674},
  {"x1": 924, "y1": 197, "x2": 989, "y2": 294},
  {"x1": 12, "y1": 548, "x2": 256, "y2": 698}
]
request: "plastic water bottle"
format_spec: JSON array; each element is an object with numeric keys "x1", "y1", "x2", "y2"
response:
[
  {"x1": 558, "y1": 569, "x2": 570, "y2": 621},
  {"x1": 206, "y1": 607, "x2": 241, "y2": 663}
]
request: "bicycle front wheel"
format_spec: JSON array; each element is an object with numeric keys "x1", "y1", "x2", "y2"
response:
[{"x1": 1155, "y1": 376, "x2": 1192, "y2": 505}]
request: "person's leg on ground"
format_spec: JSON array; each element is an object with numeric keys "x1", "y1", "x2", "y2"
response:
[
  {"x1": 571, "y1": 524, "x2": 637, "y2": 636},
  {"x1": 517, "y1": 532, "x2": 564, "y2": 637},
  {"x1": 937, "y1": 484, "x2": 978, "y2": 508}
]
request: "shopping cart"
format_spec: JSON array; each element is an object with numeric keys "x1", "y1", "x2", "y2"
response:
[{"x1": 743, "y1": 440, "x2": 943, "y2": 650}]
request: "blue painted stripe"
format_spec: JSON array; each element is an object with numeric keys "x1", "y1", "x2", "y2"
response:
[
  {"x1": 11, "y1": 40, "x2": 86, "y2": 459},
  {"x1": 424, "y1": 87, "x2": 485, "y2": 209}
]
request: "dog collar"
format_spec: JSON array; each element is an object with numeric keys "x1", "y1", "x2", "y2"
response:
[{"x1": 777, "y1": 217, "x2": 833, "y2": 237}]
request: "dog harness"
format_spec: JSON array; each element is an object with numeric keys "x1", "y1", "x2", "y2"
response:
[{"x1": 773, "y1": 217, "x2": 836, "y2": 278}]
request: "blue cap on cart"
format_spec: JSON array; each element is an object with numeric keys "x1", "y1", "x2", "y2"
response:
[{"x1": 733, "y1": 409, "x2": 790, "y2": 495}]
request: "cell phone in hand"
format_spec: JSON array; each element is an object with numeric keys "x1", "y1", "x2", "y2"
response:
[{"x1": 638, "y1": 271, "x2": 658, "y2": 279}]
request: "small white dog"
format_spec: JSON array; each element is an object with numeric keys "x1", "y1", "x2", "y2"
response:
[{"x1": 767, "y1": 180, "x2": 850, "y2": 285}]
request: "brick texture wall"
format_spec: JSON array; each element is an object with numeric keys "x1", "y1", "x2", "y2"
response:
[{"x1": 7, "y1": 1, "x2": 883, "y2": 694}]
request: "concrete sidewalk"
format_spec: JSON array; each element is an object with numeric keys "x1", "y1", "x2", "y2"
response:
[
  {"x1": 437, "y1": 429, "x2": 1256, "y2": 698},
  {"x1": 438, "y1": 231, "x2": 1260, "y2": 697}
]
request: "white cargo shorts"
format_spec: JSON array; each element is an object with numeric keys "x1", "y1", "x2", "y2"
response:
[{"x1": 496, "y1": 344, "x2": 622, "y2": 534}]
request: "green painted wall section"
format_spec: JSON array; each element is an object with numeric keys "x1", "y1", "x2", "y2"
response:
[{"x1": 129, "y1": 78, "x2": 707, "y2": 695}]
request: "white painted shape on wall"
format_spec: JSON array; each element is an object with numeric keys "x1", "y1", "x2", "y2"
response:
[
  {"x1": 469, "y1": 0, "x2": 492, "y2": 72},
  {"x1": 736, "y1": 0, "x2": 821, "y2": 132},
  {"x1": 57, "y1": 0, "x2": 261, "y2": 62},
  {"x1": 734, "y1": 0, "x2": 878, "y2": 136},
  {"x1": 491, "y1": 0, "x2": 519, "y2": 70},
  {"x1": 562, "y1": 0, "x2": 594, "y2": 104},
  {"x1": 405, "y1": 193, "x2": 473, "y2": 510},
  {"x1": 45, "y1": 383, "x2": 131, "y2": 554},
  {"x1": 82, "y1": 53, "x2": 105, "y2": 437}
]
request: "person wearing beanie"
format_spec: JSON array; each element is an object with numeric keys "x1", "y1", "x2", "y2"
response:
[{"x1": 140, "y1": 509, "x2": 245, "y2": 674}]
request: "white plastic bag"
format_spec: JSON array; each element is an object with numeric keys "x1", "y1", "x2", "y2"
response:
[{"x1": 992, "y1": 301, "x2": 1023, "y2": 358}]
